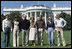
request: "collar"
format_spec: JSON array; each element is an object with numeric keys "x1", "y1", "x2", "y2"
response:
[
  {"x1": 57, "y1": 18, "x2": 60, "y2": 20},
  {"x1": 5, "y1": 18, "x2": 9, "y2": 21}
]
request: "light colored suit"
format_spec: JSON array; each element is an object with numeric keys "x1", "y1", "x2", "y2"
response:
[{"x1": 54, "y1": 18, "x2": 66, "y2": 46}]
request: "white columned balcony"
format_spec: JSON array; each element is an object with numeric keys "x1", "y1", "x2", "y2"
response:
[
  {"x1": 30, "y1": 12, "x2": 32, "y2": 17},
  {"x1": 35, "y1": 11, "x2": 37, "y2": 21},
  {"x1": 45, "y1": 12, "x2": 47, "y2": 24}
]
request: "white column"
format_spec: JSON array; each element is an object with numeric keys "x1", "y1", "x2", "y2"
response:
[
  {"x1": 53, "y1": 12, "x2": 56, "y2": 20},
  {"x1": 40, "y1": 12, "x2": 42, "y2": 15},
  {"x1": 26, "y1": 12, "x2": 28, "y2": 19},
  {"x1": 45, "y1": 12, "x2": 47, "y2": 24},
  {"x1": 35, "y1": 12, "x2": 37, "y2": 22},
  {"x1": 30, "y1": 12, "x2": 32, "y2": 17}
]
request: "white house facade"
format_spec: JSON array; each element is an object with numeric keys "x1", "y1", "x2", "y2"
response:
[{"x1": 3, "y1": 4, "x2": 71, "y2": 23}]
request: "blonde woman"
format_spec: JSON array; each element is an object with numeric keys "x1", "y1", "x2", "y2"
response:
[
  {"x1": 29, "y1": 16, "x2": 37, "y2": 46},
  {"x1": 46, "y1": 17, "x2": 56, "y2": 47}
]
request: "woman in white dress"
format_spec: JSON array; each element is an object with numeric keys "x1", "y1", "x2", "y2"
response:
[
  {"x1": 29, "y1": 16, "x2": 37, "y2": 46},
  {"x1": 12, "y1": 16, "x2": 20, "y2": 47}
]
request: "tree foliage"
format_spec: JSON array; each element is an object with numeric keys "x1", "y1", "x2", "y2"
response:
[
  {"x1": 9, "y1": 11, "x2": 22, "y2": 22},
  {"x1": 60, "y1": 11, "x2": 71, "y2": 30}
]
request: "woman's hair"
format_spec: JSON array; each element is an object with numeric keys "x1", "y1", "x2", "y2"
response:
[
  {"x1": 48, "y1": 17, "x2": 52, "y2": 21},
  {"x1": 14, "y1": 15, "x2": 19, "y2": 21},
  {"x1": 39, "y1": 15, "x2": 42, "y2": 18},
  {"x1": 30, "y1": 16, "x2": 35, "y2": 20}
]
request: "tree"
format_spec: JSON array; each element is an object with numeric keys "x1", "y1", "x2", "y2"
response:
[
  {"x1": 60, "y1": 11, "x2": 71, "y2": 30},
  {"x1": 9, "y1": 11, "x2": 22, "y2": 22},
  {"x1": 1, "y1": 14, "x2": 5, "y2": 31}
]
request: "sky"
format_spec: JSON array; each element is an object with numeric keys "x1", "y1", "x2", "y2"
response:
[{"x1": 1, "y1": 1, "x2": 71, "y2": 14}]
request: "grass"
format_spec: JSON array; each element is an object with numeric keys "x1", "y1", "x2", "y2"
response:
[{"x1": 1, "y1": 30, "x2": 71, "y2": 48}]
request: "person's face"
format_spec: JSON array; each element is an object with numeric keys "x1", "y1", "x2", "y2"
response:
[
  {"x1": 6, "y1": 15, "x2": 9, "y2": 19},
  {"x1": 39, "y1": 15, "x2": 42, "y2": 20},
  {"x1": 15, "y1": 18, "x2": 18, "y2": 21},
  {"x1": 56, "y1": 14, "x2": 60, "y2": 19},
  {"x1": 31, "y1": 16, "x2": 34, "y2": 21},
  {"x1": 23, "y1": 15, "x2": 27, "y2": 19},
  {"x1": 48, "y1": 17, "x2": 52, "y2": 21}
]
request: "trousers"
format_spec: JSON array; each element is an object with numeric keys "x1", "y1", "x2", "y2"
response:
[
  {"x1": 48, "y1": 27, "x2": 55, "y2": 46},
  {"x1": 22, "y1": 29, "x2": 29, "y2": 46},
  {"x1": 55, "y1": 28, "x2": 66, "y2": 46},
  {"x1": 2, "y1": 28, "x2": 10, "y2": 47},
  {"x1": 13, "y1": 28, "x2": 19, "y2": 47},
  {"x1": 37, "y1": 28, "x2": 44, "y2": 45}
]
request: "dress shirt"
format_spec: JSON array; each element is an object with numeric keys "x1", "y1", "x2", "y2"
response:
[
  {"x1": 21, "y1": 19, "x2": 30, "y2": 30},
  {"x1": 54, "y1": 18, "x2": 66, "y2": 27},
  {"x1": 2, "y1": 18, "x2": 12, "y2": 32},
  {"x1": 36, "y1": 19, "x2": 45, "y2": 29}
]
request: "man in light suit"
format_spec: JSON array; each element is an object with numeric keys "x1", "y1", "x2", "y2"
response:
[{"x1": 54, "y1": 14, "x2": 66, "y2": 47}]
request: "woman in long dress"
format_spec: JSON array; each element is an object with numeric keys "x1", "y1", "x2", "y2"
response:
[
  {"x1": 29, "y1": 16, "x2": 37, "y2": 46},
  {"x1": 12, "y1": 15, "x2": 20, "y2": 47}
]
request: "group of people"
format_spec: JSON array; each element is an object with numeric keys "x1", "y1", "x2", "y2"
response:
[{"x1": 2, "y1": 13, "x2": 67, "y2": 47}]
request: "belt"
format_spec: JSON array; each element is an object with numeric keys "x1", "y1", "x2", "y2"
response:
[{"x1": 5, "y1": 27, "x2": 10, "y2": 29}]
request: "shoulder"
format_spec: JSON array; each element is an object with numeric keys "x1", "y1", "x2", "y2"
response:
[
  {"x1": 3, "y1": 19, "x2": 5, "y2": 22},
  {"x1": 52, "y1": 21, "x2": 54, "y2": 22},
  {"x1": 3, "y1": 19, "x2": 6, "y2": 21},
  {"x1": 3, "y1": 19, "x2": 6, "y2": 22},
  {"x1": 60, "y1": 18, "x2": 64, "y2": 20},
  {"x1": 47, "y1": 21, "x2": 49, "y2": 24},
  {"x1": 27, "y1": 20, "x2": 30, "y2": 22},
  {"x1": 54, "y1": 19, "x2": 57, "y2": 21}
]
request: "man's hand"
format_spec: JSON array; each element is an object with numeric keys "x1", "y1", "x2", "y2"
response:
[
  {"x1": 54, "y1": 30, "x2": 56, "y2": 33},
  {"x1": 3, "y1": 31, "x2": 5, "y2": 34}
]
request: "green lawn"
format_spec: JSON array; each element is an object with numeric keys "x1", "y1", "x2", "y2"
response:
[{"x1": 1, "y1": 30, "x2": 71, "y2": 48}]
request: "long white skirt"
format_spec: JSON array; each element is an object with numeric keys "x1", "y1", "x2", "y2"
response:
[{"x1": 29, "y1": 28, "x2": 36, "y2": 40}]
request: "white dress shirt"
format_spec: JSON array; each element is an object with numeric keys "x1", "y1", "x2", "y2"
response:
[
  {"x1": 54, "y1": 18, "x2": 67, "y2": 27},
  {"x1": 2, "y1": 18, "x2": 12, "y2": 32}
]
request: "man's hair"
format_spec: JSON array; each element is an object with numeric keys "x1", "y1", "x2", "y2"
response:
[
  {"x1": 22, "y1": 14, "x2": 26, "y2": 17},
  {"x1": 39, "y1": 15, "x2": 42, "y2": 17},
  {"x1": 5, "y1": 14, "x2": 9, "y2": 17},
  {"x1": 56, "y1": 14, "x2": 60, "y2": 18}
]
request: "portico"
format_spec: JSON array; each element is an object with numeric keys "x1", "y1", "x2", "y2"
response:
[{"x1": 3, "y1": 4, "x2": 71, "y2": 23}]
